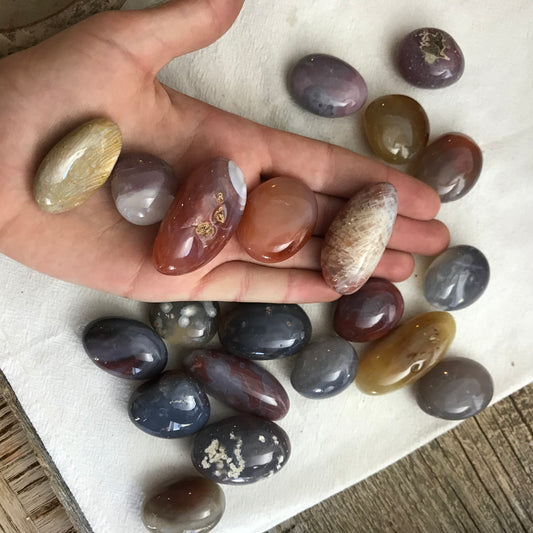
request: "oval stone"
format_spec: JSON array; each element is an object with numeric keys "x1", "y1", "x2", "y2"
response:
[
  {"x1": 142, "y1": 477, "x2": 225, "y2": 533},
  {"x1": 398, "y1": 27, "x2": 465, "y2": 89},
  {"x1": 129, "y1": 371, "x2": 210, "y2": 438},
  {"x1": 34, "y1": 118, "x2": 122, "y2": 213},
  {"x1": 414, "y1": 133, "x2": 483, "y2": 202},
  {"x1": 218, "y1": 303, "x2": 312, "y2": 360},
  {"x1": 191, "y1": 414, "x2": 290, "y2": 484},
  {"x1": 289, "y1": 54, "x2": 368, "y2": 117},
  {"x1": 290, "y1": 337, "x2": 358, "y2": 399},
  {"x1": 237, "y1": 177, "x2": 318, "y2": 263},
  {"x1": 153, "y1": 158, "x2": 247, "y2": 275},
  {"x1": 333, "y1": 278, "x2": 404, "y2": 342},
  {"x1": 356, "y1": 311, "x2": 456, "y2": 395},
  {"x1": 416, "y1": 357, "x2": 494, "y2": 420},
  {"x1": 82, "y1": 317, "x2": 167, "y2": 380},
  {"x1": 363, "y1": 94, "x2": 429, "y2": 164},
  {"x1": 424, "y1": 245, "x2": 490, "y2": 311},
  {"x1": 110, "y1": 152, "x2": 178, "y2": 225},
  {"x1": 183, "y1": 349, "x2": 290, "y2": 420},
  {"x1": 321, "y1": 182, "x2": 398, "y2": 295},
  {"x1": 149, "y1": 301, "x2": 220, "y2": 346}
]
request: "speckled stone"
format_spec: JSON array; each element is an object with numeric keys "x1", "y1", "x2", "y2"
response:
[
  {"x1": 191, "y1": 415, "x2": 290, "y2": 484},
  {"x1": 149, "y1": 301, "x2": 220, "y2": 346},
  {"x1": 129, "y1": 371, "x2": 210, "y2": 438},
  {"x1": 290, "y1": 337, "x2": 358, "y2": 399},
  {"x1": 424, "y1": 245, "x2": 490, "y2": 311},
  {"x1": 416, "y1": 357, "x2": 494, "y2": 420},
  {"x1": 142, "y1": 476, "x2": 225, "y2": 533}
]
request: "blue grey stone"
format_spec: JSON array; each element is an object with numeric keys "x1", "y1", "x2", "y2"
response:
[
  {"x1": 291, "y1": 337, "x2": 358, "y2": 399},
  {"x1": 416, "y1": 357, "x2": 493, "y2": 420},
  {"x1": 218, "y1": 303, "x2": 312, "y2": 360},
  {"x1": 423, "y1": 245, "x2": 490, "y2": 311},
  {"x1": 83, "y1": 317, "x2": 167, "y2": 379},
  {"x1": 191, "y1": 414, "x2": 290, "y2": 484},
  {"x1": 129, "y1": 371, "x2": 210, "y2": 438}
]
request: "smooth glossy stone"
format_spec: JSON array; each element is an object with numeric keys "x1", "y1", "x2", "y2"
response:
[
  {"x1": 82, "y1": 317, "x2": 167, "y2": 379},
  {"x1": 333, "y1": 278, "x2": 404, "y2": 342},
  {"x1": 321, "y1": 183, "x2": 398, "y2": 295},
  {"x1": 424, "y1": 245, "x2": 490, "y2": 311},
  {"x1": 149, "y1": 301, "x2": 220, "y2": 346},
  {"x1": 290, "y1": 337, "x2": 358, "y2": 399},
  {"x1": 191, "y1": 414, "x2": 290, "y2": 484},
  {"x1": 153, "y1": 158, "x2": 247, "y2": 275},
  {"x1": 142, "y1": 476, "x2": 225, "y2": 533},
  {"x1": 218, "y1": 303, "x2": 312, "y2": 360},
  {"x1": 183, "y1": 349, "x2": 290, "y2": 420},
  {"x1": 289, "y1": 54, "x2": 368, "y2": 117},
  {"x1": 363, "y1": 94, "x2": 429, "y2": 164},
  {"x1": 398, "y1": 27, "x2": 464, "y2": 88},
  {"x1": 34, "y1": 118, "x2": 122, "y2": 213},
  {"x1": 414, "y1": 133, "x2": 482, "y2": 202},
  {"x1": 356, "y1": 311, "x2": 456, "y2": 395},
  {"x1": 416, "y1": 357, "x2": 493, "y2": 420},
  {"x1": 110, "y1": 152, "x2": 178, "y2": 225},
  {"x1": 237, "y1": 177, "x2": 318, "y2": 263},
  {"x1": 129, "y1": 371, "x2": 210, "y2": 438}
]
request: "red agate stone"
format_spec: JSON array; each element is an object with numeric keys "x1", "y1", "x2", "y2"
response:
[
  {"x1": 153, "y1": 158, "x2": 247, "y2": 275},
  {"x1": 237, "y1": 177, "x2": 318, "y2": 262}
]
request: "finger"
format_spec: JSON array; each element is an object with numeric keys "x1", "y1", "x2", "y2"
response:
[
  {"x1": 373, "y1": 249, "x2": 415, "y2": 282},
  {"x1": 387, "y1": 217, "x2": 450, "y2": 256}
]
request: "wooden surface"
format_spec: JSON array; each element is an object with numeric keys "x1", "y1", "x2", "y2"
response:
[{"x1": 1, "y1": 377, "x2": 532, "y2": 533}]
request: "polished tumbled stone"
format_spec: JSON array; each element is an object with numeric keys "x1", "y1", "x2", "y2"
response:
[
  {"x1": 218, "y1": 303, "x2": 312, "y2": 360},
  {"x1": 424, "y1": 245, "x2": 490, "y2": 311},
  {"x1": 416, "y1": 357, "x2": 494, "y2": 420},
  {"x1": 129, "y1": 371, "x2": 210, "y2": 438},
  {"x1": 291, "y1": 337, "x2": 358, "y2": 399},
  {"x1": 142, "y1": 477, "x2": 225, "y2": 533},
  {"x1": 149, "y1": 301, "x2": 220, "y2": 346},
  {"x1": 82, "y1": 317, "x2": 167, "y2": 380},
  {"x1": 191, "y1": 414, "x2": 290, "y2": 484},
  {"x1": 289, "y1": 54, "x2": 368, "y2": 117}
]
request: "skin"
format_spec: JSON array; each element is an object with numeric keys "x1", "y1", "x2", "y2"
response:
[{"x1": 0, "y1": 0, "x2": 449, "y2": 303}]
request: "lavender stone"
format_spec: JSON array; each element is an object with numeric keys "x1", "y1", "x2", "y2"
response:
[
  {"x1": 129, "y1": 371, "x2": 210, "y2": 438},
  {"x1": 416, "y1": 357, "x2": 493, "y2": 419},
  {"x1": 289, "y1": 54, "x2": 368, "y2": 117},
  {"x1": 111, "y1": 152, "x2": 178, "y2": 225},
  {"x1": 191, "y1": 414, "x2": 290, "y2": 484},
  {"x1": 398, "y1": 28, "x2": 464, "y2": 88},
  {"x1": 291, "y1": 337, "x2": 358, "y2": 399},
  {"x1": 424, "y1": 245, "x2": 490, "y2": 311}
]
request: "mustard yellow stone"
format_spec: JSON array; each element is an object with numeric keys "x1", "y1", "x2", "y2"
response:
[
  {"x1": 34, "y1": 118, "x2": 122, "y2": 213},
  {"x1": 355, "y1": 311, "x2": 456, "y2": 395}
]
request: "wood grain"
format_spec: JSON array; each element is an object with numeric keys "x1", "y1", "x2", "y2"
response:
[{"x1": 1, "y1": 373, "x2": 532, "y2": 533}]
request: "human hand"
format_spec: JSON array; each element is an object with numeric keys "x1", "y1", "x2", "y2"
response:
[{"x1": 0, "y1": 0, "x2": 449, "y2": 303}]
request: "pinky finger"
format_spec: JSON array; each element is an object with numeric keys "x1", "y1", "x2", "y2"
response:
[{"x1": 372, "y1": 249, "x2": 415, "y2": 282}]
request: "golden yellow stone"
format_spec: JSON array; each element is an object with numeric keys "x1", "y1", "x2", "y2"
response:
[
  {"x1": 34, "y1": 118, "x2": 122, "y2": 213},
  {"x1": 355, "y1": 311, "x2": 456, "y2": 395}
]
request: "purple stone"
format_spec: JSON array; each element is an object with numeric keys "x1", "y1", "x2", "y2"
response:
[
  {"x1": 110, "y1": 152, "x2": 178, "y2": 225},
  {"x1": 183, "y1": 349, "x2": 290, "y2": 420},
  {"x1": 333, "y1": 278, "x2": 404, "y2": 342},
  {"x1": 191, "y1": 414, "x2": 290, "y2": 484},
  {"x1": 289, "y1": 54, "x2": 368, "y2": 117},
  {"x1": 129, "y1": 371, "x2": 210, "y2": 438},
  {"x1": 82, "y1": 317, "x2": 167, "y2": 379},
  {"x1": 398, "y1": 28, "x2": 465, "y2": 89},
  {"x1": 416, "y1": 357, "x2": 493, "y2": 420}
]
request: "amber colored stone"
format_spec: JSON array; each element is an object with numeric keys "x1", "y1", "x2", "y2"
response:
[
  {"x1": 355, "y1": 311, "x2": 456, "y2": 395},
  {"x1": 363, "y1": 94, "x2": 429, "y2": 164},
  {"x1": 237, "y1": 177, "x2": 318, "y2": 262}
]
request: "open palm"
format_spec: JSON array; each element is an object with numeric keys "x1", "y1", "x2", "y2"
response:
[{"x1": 0, "y1": 0, "x2": 449, "y2": 303}]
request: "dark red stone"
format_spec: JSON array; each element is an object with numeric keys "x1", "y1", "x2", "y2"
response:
[
  {"x1": 333, "y1": 278, "x2": 404, "y2": 342},
  {"x1": 183, "y1": 349, "x2": 290, "y2": 420}
]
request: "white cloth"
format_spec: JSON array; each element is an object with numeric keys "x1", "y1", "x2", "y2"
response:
[{"x1": 1, "y1": 1, "x2": 533, "y2": 532}]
